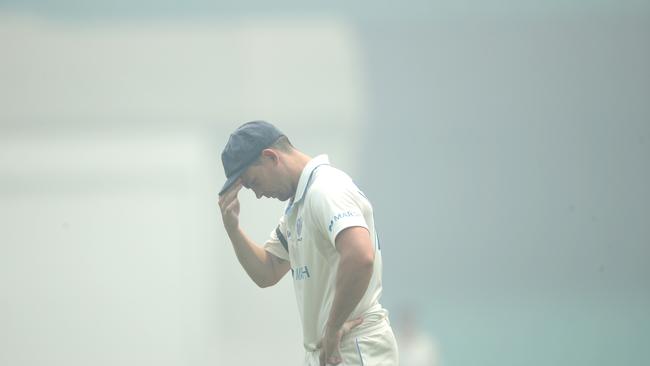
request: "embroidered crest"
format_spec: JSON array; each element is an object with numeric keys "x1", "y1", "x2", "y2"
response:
[{"x1": 296, "y1": 217, "x2": 303, "y2": 240}]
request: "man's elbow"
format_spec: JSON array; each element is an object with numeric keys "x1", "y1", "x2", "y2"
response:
[
  {"x1": 359, "y1": 253, "x2": 375, "y2": 271},
  {"x1": 343, "y1": 250, "x2": 374, "y2": 272},
  {"x1": 254, "y1": 277, "x2": 274, "y2": 288},
  {"x1": 253, "y1": 273, "x2": 282, "y2": 288}
]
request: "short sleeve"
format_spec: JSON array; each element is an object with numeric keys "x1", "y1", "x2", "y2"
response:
[
  {"x1": 308, "y1": 184, "x2": 368, "y2": 246},
  {"x1": 263, "y1": 214, "x2": 290, "y2": 261}
]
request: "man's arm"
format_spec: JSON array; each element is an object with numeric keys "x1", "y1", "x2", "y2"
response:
[
  {"x1": 218, "y1": 180, "x2": 290, "y2": 288},
  {"x1": 225, "y1": 227, "x2": 291, "y2": 288},
  {"x1": 320, "y1": 226, "x2": 374, "y2": 365}
]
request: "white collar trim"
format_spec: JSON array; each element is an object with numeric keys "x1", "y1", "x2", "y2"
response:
[{"x1": 288, "y1": 154, "x2": 330, "y2": 211}]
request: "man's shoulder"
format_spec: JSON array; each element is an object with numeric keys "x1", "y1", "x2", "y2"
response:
[
  {"x1": 304, "y1": 167, "x2": 364, "y2": 213},
  {"x1": 310, "y1": 165, "x2": 356, "y2": 193}
]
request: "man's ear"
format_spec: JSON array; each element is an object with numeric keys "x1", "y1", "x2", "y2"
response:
[{"x1": 261, "y1": 149, "x2": 279, "y2": 165}]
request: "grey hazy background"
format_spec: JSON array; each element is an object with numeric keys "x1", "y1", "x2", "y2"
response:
[{"x1": 1, "y1": 1, "x2": 649, "y2": 366}]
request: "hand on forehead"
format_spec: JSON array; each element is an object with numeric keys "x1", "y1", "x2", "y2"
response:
[{"x1": 220, "y1": 178, "x2": 242, "y2": 197}]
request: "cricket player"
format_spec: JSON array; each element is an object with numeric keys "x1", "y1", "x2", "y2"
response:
[{"x1": 218, "y1": 121, "x2": 398, "y2": 365}]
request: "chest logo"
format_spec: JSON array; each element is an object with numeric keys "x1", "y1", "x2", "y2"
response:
[
  {"x1": 296, "y1": 217, "x2": 303, "y2": 241},
  {"x1": 291, "y1": 265, "x2": 310, "y2": 281}
]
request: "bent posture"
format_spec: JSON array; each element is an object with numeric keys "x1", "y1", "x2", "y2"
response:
[{"x1": 218, "y1": 121, "x2": 398, "y2": 366}]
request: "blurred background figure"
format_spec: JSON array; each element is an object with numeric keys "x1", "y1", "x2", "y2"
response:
[{"x1": 395, "y1": 307, "x2": 441, "y2": 366}]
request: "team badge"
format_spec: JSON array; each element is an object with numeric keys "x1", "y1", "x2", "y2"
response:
[{"x1": 296, "y1": 217, "x2": 303, "y2": 239}]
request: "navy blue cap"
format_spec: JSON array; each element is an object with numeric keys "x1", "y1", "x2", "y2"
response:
[{"x1": 219, "y1": 121, "x2": 284, "y2": 195}]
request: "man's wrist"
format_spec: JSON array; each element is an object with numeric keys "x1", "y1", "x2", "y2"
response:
[
  {"x1": 325, "y1": 320, "x2": 342, "y2": 333},
  {"x1": 225, "y1": 224, "x2": 241, "y2": 238}
]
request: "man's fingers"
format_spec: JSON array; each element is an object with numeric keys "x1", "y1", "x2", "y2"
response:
[
  {"x1": 224, "y1": 200, "x2": 239, "y2": 216},
  {"x1": 218, "y1": 180, "x2": 242, "y2": 205},
  {"x1": 229, "y1": 179, "x2": 243, "y2": 194},
  {"x1": 218, "y1": 196, "x2": 233, "y2": 214},
  {"x1": 327, "y1": 355, "x2": 342, "y2": 365},
  {"x1": 342, "y1": 317, "x2": 364, "y2": 333},
  {"x1": 220, "y1": 193, "x2": 237, "y2": 211},
  {"x1": 351, "y1": 317, "x2": 363, "y2": 327},
  {"x1": 320, "y1": 353, "x2": 342, "y2": 366},
  {"x1": 218, "y1": 182, "x2": 242, "y2": 211},
  {"x1": 223, "y1": 182, "x2": 242, "y2": 204}
]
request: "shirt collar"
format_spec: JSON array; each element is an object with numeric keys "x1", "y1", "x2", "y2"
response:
[{"x1": 292, "y1": 154, "x2": 330, "y2": 206}]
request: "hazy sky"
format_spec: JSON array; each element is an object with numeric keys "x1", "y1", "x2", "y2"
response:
[{"x1": 1, "y1": 0, "x2": 648, "y2": 20}]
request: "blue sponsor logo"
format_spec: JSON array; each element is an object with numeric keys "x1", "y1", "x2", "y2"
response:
[
  {"x1": 328, "y1": 211, "x2": 359, "y2": 232},
  {"x1": 291, "y1": 265, "x2": 311, "y2": 280}
]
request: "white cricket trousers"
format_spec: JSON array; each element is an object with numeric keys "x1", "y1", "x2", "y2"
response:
[{"x1": 304, "y1": 317, "x2": 399, "y2": 366}]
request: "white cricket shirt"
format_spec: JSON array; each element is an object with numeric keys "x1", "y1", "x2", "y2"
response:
[{"x1": 264, "y1": 155, "x2": 388, "y2": 351}]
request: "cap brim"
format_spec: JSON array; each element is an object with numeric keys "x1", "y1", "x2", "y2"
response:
[{"x1": 219, "y1": 165, "x2": 247, "y2": 196}]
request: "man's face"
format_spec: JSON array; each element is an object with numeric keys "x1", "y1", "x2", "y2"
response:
[{"x1": 240, "y1": 157, "x2": 291, "y2": 201}]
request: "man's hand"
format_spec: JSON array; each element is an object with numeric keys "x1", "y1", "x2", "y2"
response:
[
  {"x1": 218, "y1": 180, "x2": 243, "y2": 232},
  {"x1": 318, "y1": 317, "x2": 363, "y2": 366}
]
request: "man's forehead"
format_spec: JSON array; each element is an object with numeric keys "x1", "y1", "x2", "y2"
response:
[
  {"x1": 240, "y1": 170, "x2": 250, "y2": 184},
  {"x1": 240, "y1": 167, "x2": 255, "y2": 185}
]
